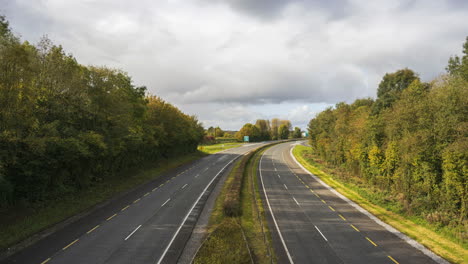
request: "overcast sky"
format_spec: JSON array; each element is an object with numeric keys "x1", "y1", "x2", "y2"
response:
[{"x1": 1, "y1": 0, "x2": 467, "y2": 130}]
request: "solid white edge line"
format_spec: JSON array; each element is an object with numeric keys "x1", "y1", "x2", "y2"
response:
[
  {"x1": 161, "y1": 198, "x2": 171, "y2": 207},
  {"x1": 314, "y1": 225, "x2": 328, "y2": 242},
  {"x1": 260, "y1": 151, "x2": 295, "y2": 264},
  {"x1": 292, "y1": 197, "x2": 299, "y2": 206},
  {"x1": 156, "y1": 154, "x2": 240, "y2": 264},
  {"x1": 125, "y1": 225, "x2": 142, "y2": 241},
  {"x1": 289, "y1": 143, "x2": 449, "y2": 264},
  {"x1": 182, "y1": 184, "x2": 188, "y2": 189}
]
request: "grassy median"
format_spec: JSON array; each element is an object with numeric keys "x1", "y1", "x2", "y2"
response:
[
  {"x1": 0, "y1": 151, "x2": 205, "y2": 252},
  {"x1": 293, "y1": 144, "x2": 467, "y2": 264},
  {"x1": 198, "y1": 142, "x2": 244, "y2": 154},
  {"x1": 194, "y1": 145, "x2": 276, "y2": 264}
]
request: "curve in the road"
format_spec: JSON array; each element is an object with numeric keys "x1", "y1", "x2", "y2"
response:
[
  {"x1": 259, "y1": 141, "x2": 446, "y2": 264},
  {"x1": 3, "y1": 143, "x2": 266, "y2": 264}
]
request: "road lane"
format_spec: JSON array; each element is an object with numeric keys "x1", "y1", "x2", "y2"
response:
[
  {"x1": 259, "y1": 141, "x2": 443, "y2": 264},
  {"x1": 3, "y1": 143, "x2": 266, "y2": 264}
]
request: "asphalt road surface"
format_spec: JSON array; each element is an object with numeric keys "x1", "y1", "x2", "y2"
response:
[
  {"x1": 259, "y1": 141, "x2": 446, "y2": 264},
  {"x1": 3, "y1": 143, "x2": 265, "y2": 264}
]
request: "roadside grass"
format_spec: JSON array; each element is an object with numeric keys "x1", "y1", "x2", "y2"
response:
[
  {"x1": 0, "y1": 151, "x2": 205, "y2": 252},
  {"x1": 198, "y1": 142, "x2": 243, "y2": 154},
  {"x1": 194, "y1": 145, "x2": 276, "y2": 264},
  {"x1": 240, "y1": 148, "x2": 275, "y2": 263},
  {"x1": 193, "y1": 217, "x2": 252, "y2": 264},
  {"x1": 293, "y1": 145, "x2": 467, "y2": 264}
]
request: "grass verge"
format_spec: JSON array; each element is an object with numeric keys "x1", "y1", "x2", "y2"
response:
[
  {"x1": 0, "y1": 151, "x2": 205, "y2": 252},
  {"x1": 293, "y1": 144, "x2": 467, "y2": 264},
  {"x1": 194, "y1": 144, "x2": 276, "y2": 264},
  {"x1": 198, "y1": 142, "x2": 243, "y2": 154}
]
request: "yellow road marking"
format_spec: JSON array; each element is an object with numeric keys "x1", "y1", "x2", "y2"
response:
[
  {"x1": 62, "y1": 239, "x2": 79, "y2": 250},
  {"x1": 107, "y1": 214, "x2": 117, "y2": 221},
  {"x1": 366, "y1": 237, "x2": 378, "y2": 247},
  {"x1": 133, "y1": 198, "x2": 140, "y2": 204},
  {"x1": 305, "y1": 185, "x2": 309, "y2": 188},
  {"x1": 314, "y1": 193, "x2": 320, "y2": 198},
  {"x1": 152, "y1": 187, "x2": 157, "y2": 191},
  {"x1": 338, "y1": 214, "x2": 346, "y2": 221},
  {"x1": 388, "y1": 255, "x2": 399, "y2": 264},
  {"x1": 144, "y1": 192, "x2": 150, "y2": 197},
  {"x1": 40, "y1": 258, "x2": 51, "y2": 264},
  {"x1": 166, "y1": 180, "x2": 170, "y2": 183},
  {"x1": 321, "y1": 199, "x2": 326, "y2": 204},
  {"x1": 121, "y1": 205, "x2": 130, "y2": 211},
  {"x1": 310, "y1": 189, "x2": 315, "y2": 193},
  {"x1": 159, "y1": 184, "x2": 164, "y2": 187},
  {"x1": 172, "y1": 176, "x2": 176, "y2": 179},
  {"x1": 328, "y1": 206, "x2": 335, "y2": 211},
  {"x1": 350, "y1": 224, "x2": 360, "y2": 232},
  {"x1": 86, "y1": 225, "x2": 100, "y2": 234}
]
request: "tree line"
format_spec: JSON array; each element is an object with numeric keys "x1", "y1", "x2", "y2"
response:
[
  {"x1": 0, "y1": 16, "x2": 204, "y2": 207},
  {"x1": 307, "y1": 37, "x2": 467, "y2": 235},
  {"x1": 235, "y1": 118, "x2": 302, "y2": 142}
]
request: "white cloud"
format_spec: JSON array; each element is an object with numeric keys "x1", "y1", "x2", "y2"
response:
[{"x1": 2, "y1": 0, "x2": 467, "y2": 130}]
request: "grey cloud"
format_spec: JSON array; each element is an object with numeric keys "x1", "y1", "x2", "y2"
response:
[
  {"x1": 207, "y1": 0, "x2": 350, "y2": 20},
  {"x1": 2, "y1": 0, "x2": 467, "y2": 130}
]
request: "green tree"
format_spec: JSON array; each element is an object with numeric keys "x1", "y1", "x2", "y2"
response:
[
  {"x1": 255, "y1": 119, "x2": 271, "y2": 140},
  {"x1": 446, "y1": 36, "x2": 468, "y2": 81},
  {"x1": 293, "y1": 127, "x2": 302, "y2": 138},
  {"x1": 278, "y1": 124, "x2": 289, "y2": 139},
  {"x1": 374, "y1": 68, "x2": 419, "y2": 111}
]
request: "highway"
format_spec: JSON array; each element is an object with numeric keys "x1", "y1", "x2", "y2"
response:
[
  {"x1": 2, "y1": 143, "x2": 265, "y2": 264},
  {"x1": 259, "y1": 141, "x2": 446, "y2": 264}
]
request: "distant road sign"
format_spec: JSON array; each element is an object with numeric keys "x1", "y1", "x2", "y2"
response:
[{"x1": 244, "y1": 136, "x2": 249, "y2": 142}]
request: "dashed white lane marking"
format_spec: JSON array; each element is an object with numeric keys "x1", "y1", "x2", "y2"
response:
[
  {"x1": 157, "y1": 155, "x2": 240, "y2": 264},
  {"x1": 283, "y1": 184, "x2": 288, "y2": 190},
  {"x1": 182, "y1": 184, "x2": 188, "y2": 189},
  {"x1": 195, "y1": 174, "x2": 199, "y2": 178},
  {"x1": 161, "y1": 198, "x2": 171, "y2": 207},
  {"x1": 292, "y1": 196, "x2": 299, "y2": 206},
  {"x1": 315, "y1": 225, "x2": 328, "y2": 241},
  {"x1": 278, "y1": 174, "x2": 281, "y2": 178},
  {"x1": 125, "y1": 225, "x2": 142, "y2": 241},
  {"x1": 289, "y1": 145, "x2": 449, "y2": 264},
  {"x1": 260, "y1": 153, "x2": 294, "y2": 264}
]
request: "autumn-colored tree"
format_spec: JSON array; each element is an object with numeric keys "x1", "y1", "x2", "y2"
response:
[
  {"x1": 307, "y1": 37, "x2": 468, "y2": 236},
  {"x1": 0, "y1": 17, "x2": 204, "y2": 206}
]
